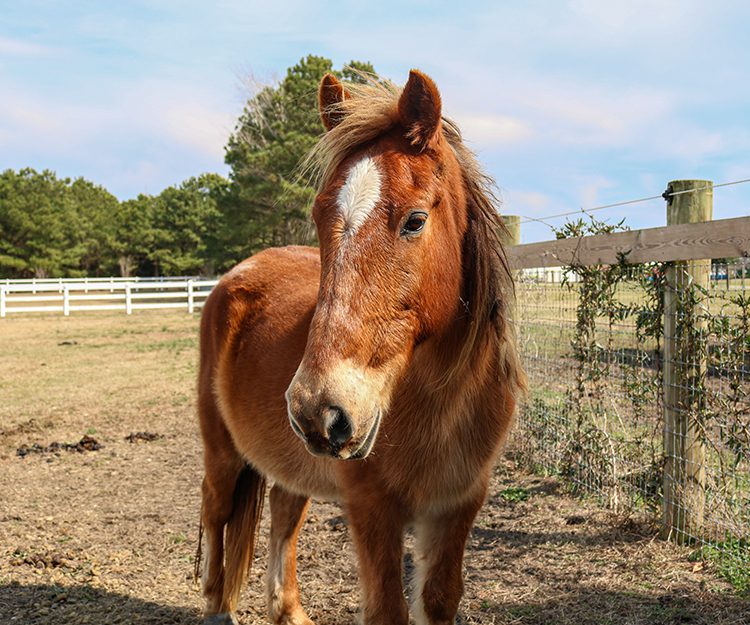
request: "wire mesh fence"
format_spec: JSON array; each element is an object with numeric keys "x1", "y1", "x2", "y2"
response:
[{"x1": 510, "y1": 259, "x2": 750, "y2": 574}]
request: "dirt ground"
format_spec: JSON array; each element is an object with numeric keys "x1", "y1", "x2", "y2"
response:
[{"x1": 1, "y1": 311, "x2": 748, "y2": 625}]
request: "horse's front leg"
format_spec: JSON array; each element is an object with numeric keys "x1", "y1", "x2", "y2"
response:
[
  {"x1": 412, "y1": 492, "x2": 486, "y2": 625},
  {"x1": 346, "y1": 493, "x2": 409, "y2": 625},
  {"x1": 267, "y1": 484, "x2": 314, "y2": 625}
]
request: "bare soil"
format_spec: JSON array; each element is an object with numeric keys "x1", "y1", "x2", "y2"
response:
[{"x1": 1, "y1": 312, "x2": 748, "y2": 625}]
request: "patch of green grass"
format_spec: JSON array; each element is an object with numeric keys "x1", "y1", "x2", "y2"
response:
[
  {"x1": 170, "y1": 532, "x2": 187, "y2": 544},
  {"x1": 529, "y1": 387, "x2": 568, "y2": 405},
  {"x1": 499, "y1": 486, "x2": 530, "y2": 503},
  {"x1": 134, "y1": 337, "x2": 196, "y2": 354},
  {"x1": 503, "y1": 605, "x2": 539, "y2": 620},
  {"x1": 690, "y1": 537, "x2": 750, "y2": 594},
  {"x1": 171, "y1": 392, "x2": 191, "y2": 406}
]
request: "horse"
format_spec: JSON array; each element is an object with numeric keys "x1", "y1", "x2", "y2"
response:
[{"x1": 196, "y1": 69, "x2": 526, "y2": 625}]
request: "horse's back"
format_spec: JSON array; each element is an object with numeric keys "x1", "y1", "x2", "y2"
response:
[{"x1": 199, "y1": 245, "x2": 339, "y2": 498}]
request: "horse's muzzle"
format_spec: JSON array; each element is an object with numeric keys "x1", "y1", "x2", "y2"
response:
[{"x1": 288, "y1": 406, "x2": 381, "y2": 460}]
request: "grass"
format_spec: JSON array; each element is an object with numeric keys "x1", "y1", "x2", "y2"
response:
[
  {"x1": 690, "y1": 538, "x2": 750, "y2": 595},
  {"x1": 514, "y1": 387, "x2": 749, "y2": 567},
  {"x1": 0, "y1": 310, "x2": 200, "y2": 428},
  {"x1": 133, "y1": 337, "x2": 197, "y2": 354},
  {"x1": 499, "y1": 487, "x2": 530, "y2": 503}
]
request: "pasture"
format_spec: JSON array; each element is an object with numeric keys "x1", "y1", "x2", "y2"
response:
[{"x1": 1, "y1": 311, "x2": 749, "y2": 624}]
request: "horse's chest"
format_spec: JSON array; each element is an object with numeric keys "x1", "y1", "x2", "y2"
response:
[{"x1": 383, "y1": 414, "x2": 500, "y2": 511}]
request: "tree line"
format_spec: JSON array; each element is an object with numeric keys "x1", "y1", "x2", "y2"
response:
[{"x1": 0, "y1": 55, "x2": 374, "y2": 279}]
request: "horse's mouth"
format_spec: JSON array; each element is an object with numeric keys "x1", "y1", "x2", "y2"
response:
[
  {"x1": 345, "y1": 411, "x2": 382, "y2": 461},
  {"x1": 292, "y1": 410, "x2": 382, "y2": 460}
]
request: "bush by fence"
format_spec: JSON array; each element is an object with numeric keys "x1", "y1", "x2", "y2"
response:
[{"x1": 507, "y1": 180, "x2": 750, "y2": 585}]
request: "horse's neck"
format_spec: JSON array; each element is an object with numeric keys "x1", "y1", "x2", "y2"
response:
[{"x1": 407, "y1": 316, "x2": 498, "y2": 413}]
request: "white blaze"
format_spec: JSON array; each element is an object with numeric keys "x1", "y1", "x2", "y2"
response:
[{"x1": 337, "y1": 157, "x2": 382, "y2": 233}]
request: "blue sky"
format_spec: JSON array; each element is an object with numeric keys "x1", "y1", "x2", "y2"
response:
[{"x1": 1, "y1": 0, "x2": 749, "y2": 243}]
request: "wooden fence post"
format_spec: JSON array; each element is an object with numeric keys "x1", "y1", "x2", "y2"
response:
[
  {"x1": 63, "y1": 286, "x2": 70, "y2": 316},
  {"x1": 0, "y1": 286, "x2": 5, "y2": 318},
  {"x1": 662, "y1": 179, "x2": 712, "y2": 543},
  {"x1": 501, "y1": 214, "x2": 521, "y2": 248}
]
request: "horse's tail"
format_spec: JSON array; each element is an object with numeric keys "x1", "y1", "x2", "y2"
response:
[{"x1": 222, "y1": 463, "x2": 267, "y2": 611}]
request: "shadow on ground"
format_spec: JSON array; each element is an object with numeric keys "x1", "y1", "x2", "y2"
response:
[
  {"x1": 2, "y1": 575, "x2": 749, "y2": 625},
  {"x1": 471, "y1": 520, "x2": 647, "y2": 553},
  {"x1": 0, "y1": 582, "x2": 201, "y2": 625},
  {"x1": 477, "y1": 587, "x2": 750, "y2": 625}
]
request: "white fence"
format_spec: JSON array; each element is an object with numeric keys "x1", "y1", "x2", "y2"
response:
[
  {"x1": 520, "y1": 266, "x2": 581, "y2": 283},
  {"x1": 0, "y1": 278, "x2": 219, "y2": 317}
]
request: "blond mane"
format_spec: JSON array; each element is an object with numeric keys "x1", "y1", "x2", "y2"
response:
[{"x1": 304, "y1": 75, "x2": 526, "y2": 401}]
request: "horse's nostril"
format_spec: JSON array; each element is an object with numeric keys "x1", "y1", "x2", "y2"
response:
[{"x1": 326, "y1": 406, "x2": 353, "y2": 449}]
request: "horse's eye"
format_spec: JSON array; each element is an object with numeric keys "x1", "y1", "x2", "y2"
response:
[{"x1": 401, "y1": 211, "x2": 428, "y2": 236}]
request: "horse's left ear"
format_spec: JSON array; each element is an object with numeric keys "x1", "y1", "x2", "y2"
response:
[
  {"x1": 398, "y1": 70, "x2": 442, "y2": 151},
  {"x1": 319, "y1": 73, "x2": 350, "y2": 131}
]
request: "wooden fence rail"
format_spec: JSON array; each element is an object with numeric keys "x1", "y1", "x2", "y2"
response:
[{"x1": 507, "y1": 215, "x2": 750, "y2": 269}]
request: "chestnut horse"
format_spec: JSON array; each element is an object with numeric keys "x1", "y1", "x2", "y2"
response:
[{"x1": 197, "y1": 70, "x2": 525, "y2": 625}]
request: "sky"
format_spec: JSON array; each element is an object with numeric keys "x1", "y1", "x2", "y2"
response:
[{"x1": 1, "y1": 0, "x2": 749, "y2": 243}]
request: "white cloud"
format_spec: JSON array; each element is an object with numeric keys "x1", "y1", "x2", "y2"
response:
[
  {"x1": 0, "y1": 77, "x2": 236, "y2": 163},
  {"x1": 2, "y1": 0, "x2": 748, "y2": 211},
  {"x1": 564, "y1": 0, "x2": 708, "y2": 44},
  {"x1": 506, "y1": 190, "x2": 553, "y2": 213},
  {"x1": 576, "y1": 175, "x2": 616, "y2": 208},
  {"x1": 444, "y1": 68, "x2": 677, "y2": 151},
  {"x1": 0, "y1": 92, "x2": 65, "y2": 137},
  {"x1": 159, "y1": 101, "x2": 235, "y2": 160},
  {"x1": 455, "y1": 113, "x2": 531, "y2": 148},
  {"x1": 0, "y1": 35, "x2": 56, "y2": 57}
]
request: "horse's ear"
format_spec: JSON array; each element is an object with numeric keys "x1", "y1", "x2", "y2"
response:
[
  {"x1": 319, "y1": 73, "x2": 350, "y2": 131},
  {"x1": 398, "y1": 70, "x2": 442, "y2": 151}
]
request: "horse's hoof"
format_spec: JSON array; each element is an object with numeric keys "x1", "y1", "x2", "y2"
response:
[{"x1": 204, "y1": 614, "x2": 239, "y2": 625}]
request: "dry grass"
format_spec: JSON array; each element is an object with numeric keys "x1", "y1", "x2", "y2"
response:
[{"x1": 0, "y1": 311, "x2": 748, "y2": 625}]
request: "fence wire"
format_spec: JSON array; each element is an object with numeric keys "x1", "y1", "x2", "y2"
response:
[{"x1": 511, "y1": 259, "x2": 750, "y2": 569}]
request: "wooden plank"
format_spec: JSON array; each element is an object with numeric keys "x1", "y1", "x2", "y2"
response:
[{"x1": 508, "y1": 215, "x2": 750, "y2": 268}]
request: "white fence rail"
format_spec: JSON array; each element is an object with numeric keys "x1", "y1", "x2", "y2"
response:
[{"x1": 0, "y1": 278, "x2": 219, "y2": 317}]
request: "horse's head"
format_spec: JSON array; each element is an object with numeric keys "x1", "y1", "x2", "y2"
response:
[{"x1": 286, "y1": 70, "x2": 475, "y2": 460}]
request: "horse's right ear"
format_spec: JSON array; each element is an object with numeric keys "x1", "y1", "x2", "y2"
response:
[
  {"x1": 319, "y1": 73, "x2": 350, "y2": 131},
  {"x1": 398, "y1": 70, "x2": 442, "y2": 151}
]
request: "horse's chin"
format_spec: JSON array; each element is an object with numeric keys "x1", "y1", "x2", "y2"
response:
[{"x1": 344, "y1": 410, "x2": 382, "y2": 461}]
